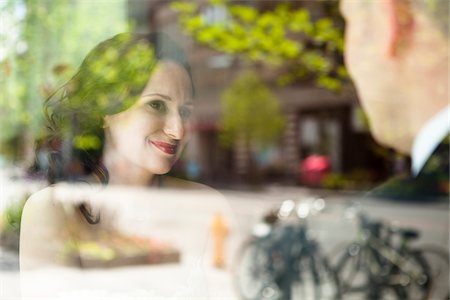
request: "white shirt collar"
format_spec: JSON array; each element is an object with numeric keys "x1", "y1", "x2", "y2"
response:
[{"x1": 411, "y1": 105, "x2": 450, "y2": 176}]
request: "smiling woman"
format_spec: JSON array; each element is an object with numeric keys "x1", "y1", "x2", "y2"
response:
[
  {"x1": 42, "y1": 32, "x2": 195, "y2": 186},
  {"x1": 103, "y1": 60, "x2": 194, "y2": 185},
  {"x1": 18, "y1": 32, "x2": 236, "y2": 298}
]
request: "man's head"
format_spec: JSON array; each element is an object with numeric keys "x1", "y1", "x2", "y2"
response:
[{"x1": 340, "y1": 0, "x2": 448, "y2": 154}]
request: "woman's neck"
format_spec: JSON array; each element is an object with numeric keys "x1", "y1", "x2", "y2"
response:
[{"x1": 102, "y1": 146, "x2": 155, "y2": 186}]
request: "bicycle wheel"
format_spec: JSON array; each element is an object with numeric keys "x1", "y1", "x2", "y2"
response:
[
  {"x1": 415, "y1": 246, "x2": 449, "y2": 300},
  {"x1": 292, "y1": 252, "x2": 339, "y2": 300},
  {"x1": 380, "y1": 250, "x2": 430, "y2": 300},
  {"x1": 233, "y1": 239, "x2": 282, "y2": 300},
  {"x1": 331, "y1": 243, "x2": 370, "y2": 297}
]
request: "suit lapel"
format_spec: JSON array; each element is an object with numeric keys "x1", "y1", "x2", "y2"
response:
[{"x1": 368, "y1": 136, "x2": 449, "y2": 201}]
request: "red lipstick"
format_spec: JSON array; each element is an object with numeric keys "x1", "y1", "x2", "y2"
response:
[{"x1": 150, "y1": 141, "x2": 178, "y2": 155}]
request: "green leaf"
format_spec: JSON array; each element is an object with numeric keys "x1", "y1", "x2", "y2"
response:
[
  {"x1": 170, "y1": 1, "x2": 198, "y2": 14},
  {"x1": 317, "y1": 75, "x2": 341, "y2": 92},
  {"x1": 208, "y1": 0, "x2": 226, "y2": 5},
  {"x1": 73, "y1": 134, "x2": 102, "y2": 150},
  {"x1": 184, "y1": 15, "x2": 205, "y2": 32},
  {"x1": 229, "y1": 5, "x2": 257, "y2": 23}
]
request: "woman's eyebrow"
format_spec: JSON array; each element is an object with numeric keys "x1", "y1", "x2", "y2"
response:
[
  {"x1": 144, "y1": 93, "x2": 194, "y2": 105},
  {"x1": 142, "y1": 93, "x2": 172, "y2": 101}
]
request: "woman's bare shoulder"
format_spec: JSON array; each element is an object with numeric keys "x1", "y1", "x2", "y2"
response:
[
  {"x1": 24, "y1": 186, "x2": 57, "y2": 210},
  {"x1": 26, "y1": 183, "x2": 95, "y2": 206},
  {"x1": 22, "y1": 183, "x2": 85, "y2": 224},
  {"x1": 20, "y1": 186, "x2": 71, "y2": 269},
  {"x1": 22, "y1": 186, "x2": 67, "y2": 223}
]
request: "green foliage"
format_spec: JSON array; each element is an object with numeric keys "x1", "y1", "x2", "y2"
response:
[
  {"x1": 172, "y1": 1, "x2": 346, "y2": 91},
  {"x1": 77, "y1": 242, "x2": 116, "y2": 261},
  {"x1": 323, "y1": 169, "x2": 375, "y2": 190},
  {"x1": 73, "y1": 135, "x2": 102, "y2": 151},
  {"x1": 46, "y1": 33, "x2": 158, "y2": 152},
  {"x1": 322, "y1": 173, "x2": 350, "y2": 190},
  {"x1": 220, "y1": 72, "x2": 285, "y2": 148},
  {"x1": 0, "y1": 0, "x2": 128, "y2": 158},
  {"x1": 2, "y1": 194, "x2": 28, "y2": 234}
]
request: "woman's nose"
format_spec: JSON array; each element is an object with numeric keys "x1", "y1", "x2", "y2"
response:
[{"x1": 163, "y1": 112, "x2": 185, "y2": 140}]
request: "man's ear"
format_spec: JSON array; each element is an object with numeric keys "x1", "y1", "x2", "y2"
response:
[{"x1": 385, "y1": 0, "x2": 415, "y2": 57}]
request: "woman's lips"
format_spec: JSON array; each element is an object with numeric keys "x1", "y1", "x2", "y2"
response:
[{"x1": 150, "y1": 141, "x2": 178, "y2": 155}]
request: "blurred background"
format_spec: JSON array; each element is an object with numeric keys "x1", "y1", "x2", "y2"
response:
[
  {"x1": 0, "y1": 0, "x2": 447, "y2": 299},
  {"x1": 0, "y1": 0, "x2": 406, "y2": 190}
]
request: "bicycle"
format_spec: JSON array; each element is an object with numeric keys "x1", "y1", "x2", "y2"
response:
[
  {"x1": 331, "y1": 205, "x2": 432, "y2": 300},
  {"x1": 415, "y1": 244, "x2": 449, "y2": 300},
  {"x1": 233, "y1": 197, "x2": 340, "y2": 300}
]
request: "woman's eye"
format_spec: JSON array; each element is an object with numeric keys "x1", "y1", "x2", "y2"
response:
[
  {"x1": 179, "y1": 106, "x2": 192, "y2": 120},
  {"x1": 147, "y1": 100, "x2": 166, "y2": 113}
]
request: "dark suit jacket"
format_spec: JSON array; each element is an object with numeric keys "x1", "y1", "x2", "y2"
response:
[{"x1": 368, "y1": 136, "x2": 449, "y2": 201}]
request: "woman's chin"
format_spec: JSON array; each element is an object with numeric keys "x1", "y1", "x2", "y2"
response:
[{"x1": 145, "y1": 163, "x2": 172, "y2": 176}]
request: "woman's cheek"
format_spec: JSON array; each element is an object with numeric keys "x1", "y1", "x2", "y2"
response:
[{"x1": 184, "y1": 121, "x2": 194, "y2": 139}]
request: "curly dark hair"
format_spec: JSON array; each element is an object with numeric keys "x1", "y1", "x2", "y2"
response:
[{"x1": 44, "y1": 32, "x2": 193, "y2": 184}]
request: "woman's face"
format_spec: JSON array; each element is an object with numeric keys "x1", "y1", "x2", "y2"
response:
[{"x1": 105, "y1": 61, "x2": 194, "y2": 175}]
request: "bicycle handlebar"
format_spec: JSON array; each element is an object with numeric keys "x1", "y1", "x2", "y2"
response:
[{"x1": 345, "y1": 202, "x2": 421, "y2": 243}]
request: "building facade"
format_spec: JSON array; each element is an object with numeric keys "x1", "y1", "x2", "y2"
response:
[{"x1": 127, "y1": 0, "x2": 399, "y2": 188}]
